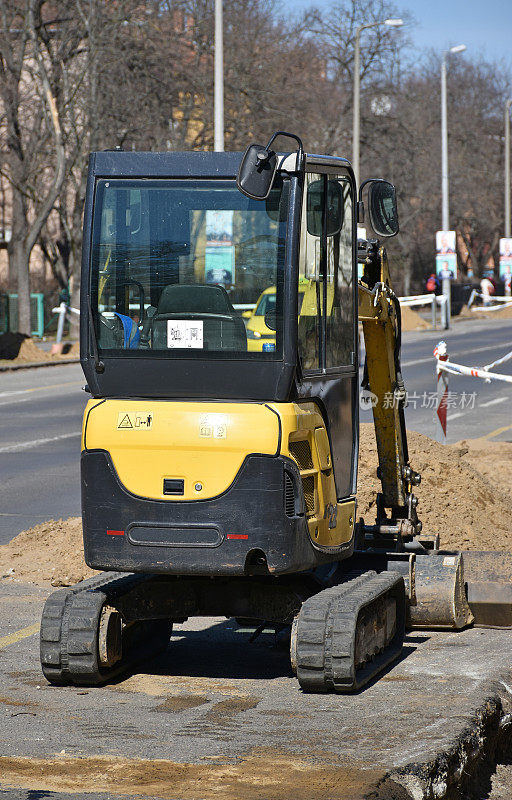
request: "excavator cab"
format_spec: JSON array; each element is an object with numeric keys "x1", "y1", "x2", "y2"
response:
[{"x1": 79, "y1": 139, "x2": 363, "y2": 579}]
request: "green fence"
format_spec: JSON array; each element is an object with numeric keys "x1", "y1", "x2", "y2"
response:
[
  {"x1": 6, "y1": 293, "x2": 45, "y2": 337},
  {"x1": 0, "y1": 293, "x2": 8, "y2": 334}
]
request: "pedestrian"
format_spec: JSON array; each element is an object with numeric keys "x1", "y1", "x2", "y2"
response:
[
  {"x1": 480, "y1": 277, "x2": 494, "y2": 306},
  {"x1": 426, "y1": 273, "x2": 438, "y2": 293}
]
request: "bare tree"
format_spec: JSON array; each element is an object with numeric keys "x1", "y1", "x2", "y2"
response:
[{"x1": 0, "y1": 1, "x2": 74, "y2": 334}]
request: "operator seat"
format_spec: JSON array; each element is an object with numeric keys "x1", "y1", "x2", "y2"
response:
[{"x1": 151, "y1": 284, "x2": 247, "y2": 351}]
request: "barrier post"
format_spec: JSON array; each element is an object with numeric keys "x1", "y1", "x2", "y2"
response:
[
  {"x1": 434, "y1": 340, "x2": 449, "y2": 443},
  {"x1": 441, "y1": 275, "x2": 451, "y2": 329},
  {"x1": 431, "y1": 295, "x2": 436, "y2": 329},
  {"x1": 56, "y1": 301, "x2": 66, "y2": 344}
]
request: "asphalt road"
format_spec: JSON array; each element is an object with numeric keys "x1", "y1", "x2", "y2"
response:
[
  {"x1": 0, "y1": 314, "x2": 511, "y2": 546},
  {"x1": 1, "y1": 581, "x2": 512, "y2": 800},
  {"x1": 0, "y1": 364, "x2": 86, "y2": 545}
]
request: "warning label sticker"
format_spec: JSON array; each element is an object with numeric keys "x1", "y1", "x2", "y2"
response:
[
  {"x1": 117, "y1": 412, "x2": 153, "y2": 430},
  {"x1": 199, "y1": 414, "x2": 227, "y2": 439}
]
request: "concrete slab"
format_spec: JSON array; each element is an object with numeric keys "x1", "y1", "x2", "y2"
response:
[{"x1": 1, "y1": 579, "x2": 512, "y2": 800}]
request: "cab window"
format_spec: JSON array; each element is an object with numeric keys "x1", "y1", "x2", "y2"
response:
[
  {"x1": 90, "y1": 178, "x2": 289, "y2": 359},
  {"x1": 298, "y1": 173, "x2": 354, "y2": 371}
]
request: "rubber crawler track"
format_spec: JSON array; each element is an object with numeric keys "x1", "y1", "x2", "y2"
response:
[
  {"x1": 292, "y1": 570, "x2": 406, "y2": 693},
  {"x1": 40, "y1": 572, "x2": 172, "y2": 686}
]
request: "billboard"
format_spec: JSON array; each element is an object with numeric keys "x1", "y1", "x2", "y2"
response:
[
  {"x1": 204, "y1": 210, "x2": 235, "y2": 287},
  {"x1": 435, "y1": 230, "x2": 457, "y2": 279},
  {"x1": 499, "y1": 238, "x2": 512, "y2": 291}
]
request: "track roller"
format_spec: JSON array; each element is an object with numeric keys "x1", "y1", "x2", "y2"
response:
[
  {"x1": 290, "y1": 571, "x2": 405, "y2": 693},
  {"x1": 40, "y1": 572, "x2": 172, "y2": 686}
]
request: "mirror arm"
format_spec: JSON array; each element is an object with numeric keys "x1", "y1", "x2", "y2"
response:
[
  {"x1": 358, "y1": 177, "x2": 386, "y2": 203},
  {"x1": 357, "y1": 200, "x2": 365, "y2": 224},
  {"x1": 265, "y1": 131, "x2": 304, "y2": 171}
]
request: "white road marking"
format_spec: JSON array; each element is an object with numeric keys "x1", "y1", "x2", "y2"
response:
[
  {"x1": 447, "y1": 412, "x2": 465, "y2": 421},
  {"x1": 478, "y1": 397, "x2": 508, "y2": 408},
  {"x1": 0, "y1": 380, "x2": 78, "y2": 398},
  {"x1": 0, "y1": 381, "x2": 81, "y2": 407},
  {"x1": 0, "y1": 431, "x2": 80, "y2": 454}
]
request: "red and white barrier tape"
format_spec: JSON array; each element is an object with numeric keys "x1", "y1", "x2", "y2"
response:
[{"x1": 434, "y1": 342, "x2": 512, "y2": 385}]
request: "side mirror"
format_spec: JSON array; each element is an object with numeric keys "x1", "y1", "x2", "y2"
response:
[
  {"x1": 241, "y1": 309, "x2": 252, "y2": 319},
  {"x1": 264, "y1": 309, "x2": 277, "y2": 331},
  {"x1": 307, "y1": 179, "x2": 344, "y2": 237},
  {"x1": 237, "y1": 144, "x2": 278, "y2": 200},
  {"x1": 237, "y1": 130, "x2": 304, "y2": 201},
  {"x1": 367, "y1": 180, "x2": 399, "y2": 238}
]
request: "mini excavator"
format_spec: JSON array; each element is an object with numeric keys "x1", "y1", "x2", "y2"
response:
[{"x1": 40, "y1": 132, "x2": 512, "y2": 692}]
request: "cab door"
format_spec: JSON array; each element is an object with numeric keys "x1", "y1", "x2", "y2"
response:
[{"x1": 296, "y1": 164, "x2": 358, "y2": 501}]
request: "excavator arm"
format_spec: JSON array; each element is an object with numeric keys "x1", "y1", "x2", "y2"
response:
[{"x1": 358, "y1": 241, "x2": 423, "y2": 546}]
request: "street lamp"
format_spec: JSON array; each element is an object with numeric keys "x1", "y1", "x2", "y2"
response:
[
  {"x1": 441, "y1": 44, "x2": 466, "y2": 230},
  {"x1": 440, "y1": 44, "x2": 465, "y2": 329},
  {"x1": 352, "y1": 18, "x2": 403, "y2": 188},
  {"x1": 505, "y1": 98, "x2": 512, "y2": 238},
  {"x1": 214, "y1": 0, "x2": 224, "y2": 151}
]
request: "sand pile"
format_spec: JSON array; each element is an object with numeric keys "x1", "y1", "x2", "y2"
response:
[
  {"x1": 0, "y1": 333, "x2": 51, "y2": 363},
  {"x1": 400, "y1": 305, "x2": 430, "y2": 331},
  {"x1": 458, "y1": 303, "x2": 512, "y2": 320},
  {"x1": 2, "y1": 427, "x2": 512, "y2": 587},
  {"x1": 358, "y1": 423, "x2": 512, "y2": 550},
  {"x1": 0, "y1": 333, "x2": 78, "y2": 365},
  {"x1": 0, "y1": 517, "x2": 97, "y2": 586},
  {"x1": 487, "y1": 303, "x2": 512, "y2": 319}
]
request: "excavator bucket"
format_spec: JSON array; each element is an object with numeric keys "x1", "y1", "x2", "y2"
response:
[
  {"x1": 460, "y1": 551, "x2": 512, "y2": 627},
  {"x1": 410, "y1": 553, "x2": 474, "y2": 629}
]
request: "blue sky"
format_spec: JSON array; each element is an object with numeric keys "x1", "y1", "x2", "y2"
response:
[{"x1": 288, "y1": 0, "x2": 512, "y2": 69}]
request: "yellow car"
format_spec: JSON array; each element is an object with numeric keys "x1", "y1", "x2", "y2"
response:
[
  {"x1": 244, "y1": 286, "x2": 277, "y2": 352},
  {"x1": 244, "y1": 280, "x2": 316, "y2": 351}
]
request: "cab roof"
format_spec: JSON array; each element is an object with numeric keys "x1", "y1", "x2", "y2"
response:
[{"x1": 88, "y1": 150, "x2": 351, "y2": 179}]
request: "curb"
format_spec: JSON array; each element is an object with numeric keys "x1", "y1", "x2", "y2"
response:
[
  {"x1": 371, "y1": 689, "x2": 512, "y2": 800},
  {"x1": 0, "y1": 357, "x2": 80, "y2": 372}
]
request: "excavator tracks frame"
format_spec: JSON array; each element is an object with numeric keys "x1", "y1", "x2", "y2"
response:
[
  {"x1": 290, "y1": 571, "x2": 406, "y2": 692},
  {"x1": 40, "y1": 572, "x2": 172, "y2": 686}
]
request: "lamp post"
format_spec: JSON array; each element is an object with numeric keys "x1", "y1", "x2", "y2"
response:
[
  {"x1": 214, "y1": 0, "x2": 224, "y2": 151},
  {"x1": 352, "y1": 18, "x2": 403, "y2": 189},
  {"x1": 441, "y1": 45, "x2": 466, "y2": 230},
  {"x1": 440, "y1": 44, "x2": 466, "y2": 329},
  {"x1": 505, "y1": 98, "x2": 512, "y2": 238}
]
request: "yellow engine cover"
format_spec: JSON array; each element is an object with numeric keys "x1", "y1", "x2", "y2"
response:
[{"x1": 83, "y1": 400, "x2": 280, "y2": 501}]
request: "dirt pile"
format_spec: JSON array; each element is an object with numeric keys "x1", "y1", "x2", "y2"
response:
[
  {"x1": 458, "y1": 303, "x2": 512, "y2": 321},
  {"x1": 0, "y1": 333, "x2": 49, "y2": 363},
  {"x1": 400, "y1": 305, "x2": 430, "y2": 331},
  {"x1": 358, "y1": 424, "x2": 512, "y2": 550},
  {"x1": 0, "y1": 333, "x2": 78, "y2": 365},
  {"x1": 487, "y1": 303, "x2": 512, "y2": 319},
  {"x1": 0, "y1": 517, "x2": 97, "y2": 586}
]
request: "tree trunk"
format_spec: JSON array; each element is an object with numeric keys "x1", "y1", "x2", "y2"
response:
[
  {"x1": 403, "y1": 258, "x2": 412, "y2": 296},
  {"x1": 10, "y1": 240, "x2": 31, "y2": 335},
  {"x1": 68, "y1": 251, "x2": 80, "y2": 340}
]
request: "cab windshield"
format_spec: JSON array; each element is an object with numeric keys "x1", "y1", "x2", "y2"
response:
[{"x1": 90, "y1": 178, "x2": 288, "y2": 358}]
